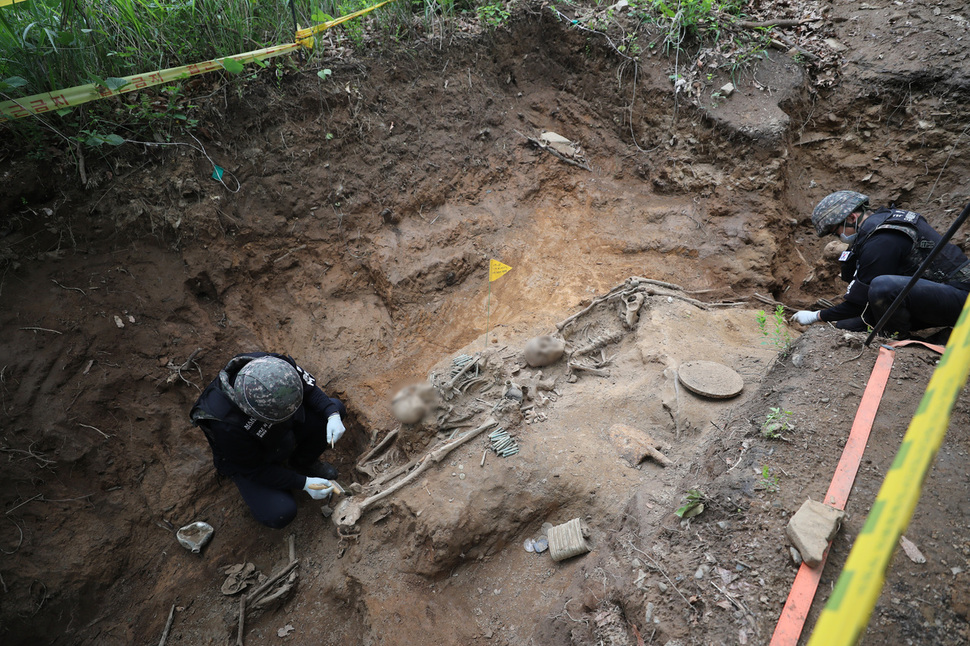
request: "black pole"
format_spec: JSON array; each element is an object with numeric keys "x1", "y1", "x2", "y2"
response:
[
  {"x1": 289, "y1": 0, "x2": 304, "y2": 62},
  {"x1": 864, "y1": 200, "x2": 970, "y2": 346}
]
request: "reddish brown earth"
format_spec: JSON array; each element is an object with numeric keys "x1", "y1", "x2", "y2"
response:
[{"x1": 3, "y1": 2, "x2": 970, "y2": 645}]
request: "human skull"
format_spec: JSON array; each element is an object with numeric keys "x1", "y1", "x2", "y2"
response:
[
  {"x1": 524, "y1": 336, "x2": 566, "y2": 368},
  {"x1": 391, "y1": 383, "x2": 435, "y2": 424}
]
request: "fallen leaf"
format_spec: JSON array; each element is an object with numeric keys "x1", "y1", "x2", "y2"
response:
[{"x1": 899, "y1": 535, "x2": 926, "y2": 564}]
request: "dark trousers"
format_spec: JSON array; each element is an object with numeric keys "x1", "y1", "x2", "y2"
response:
[
  {"x1": 231, "y1": 400, "x2": 344, "y2": 528},
  {"x1": 866, "y1": 275, "x2": 970, "y2": 334}
]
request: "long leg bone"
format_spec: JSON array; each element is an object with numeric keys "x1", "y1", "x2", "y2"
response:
[{"x1": 333, "y1": 418, "x2": 498, "y2": 527}]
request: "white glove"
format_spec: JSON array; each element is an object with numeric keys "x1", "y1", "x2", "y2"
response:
[
  {"x1": 326, "y1": 413, "x2": 346, "y2": 446},
  {"x1": 303, "y1": 477, "x2": 333, "y2": 500},
  {"x1": 792, "y1": 310, "x2": 820, "y2": 325}
]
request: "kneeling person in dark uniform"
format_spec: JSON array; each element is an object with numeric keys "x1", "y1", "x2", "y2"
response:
[
  {"x1": 794, "y1": 190, "x2": 970, "y2": 336},
  {"x1": 190, "y1": 352, "x2": 347, "y2": 528}
]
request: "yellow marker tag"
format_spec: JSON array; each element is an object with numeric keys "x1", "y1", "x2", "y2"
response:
[
  {"x1": 489, "y1": 259, "x2": 512, "y2": 282},
  {"x1": 0, "y1": 0, "x2": 29, "y2": 6}
]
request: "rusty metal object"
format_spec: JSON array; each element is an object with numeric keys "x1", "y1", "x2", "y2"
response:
[{"x1": 548, "y1": 518, "x2": 591, "y2": 562}]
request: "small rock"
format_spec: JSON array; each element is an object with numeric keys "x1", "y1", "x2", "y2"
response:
[
  {"x1": 459, "y1": 473, "x2": 466, "y2": 480},
  {"x1": 114, "y1": 315, "x2": 125, "y2": 328},
  {"x1": 632, "y1": 558, "x2": 642, "y2": 568},
  {"x1": 824, "y1": 38, "x2": 847, "y2": 52},
  {"x1": 695, "y1": 564, "x2": 711, "y2": 579},
  {"x1": 644, "y1": 602, "x2": 655, "y2": 624},
  {"x1": 534, "y1": 537, "x2": 548, "y2": 553},
  {"x1": 790, "y1": 546, "x2": 803, "y2": 566},
  {"x1": 953, "y1": 567, "x2": 965, "y2": 576},
  {"x1": 786, "y1": 499, "x2": 845, "y2": 567},
  {"x1": 541, "y1": 522, "x2": 554, "y2": 536},
  {"x1": 717, "y1": 521, "x2": 731, "y2": 530},
  {"x1": 523, "y1": 539, "x2": 535, "y2": 553},
  {"x1": 321, "y1": 505, "x2": 333, "y2": 518},
  {"x1": 791, "y1": 354, "x2": 804, "y2": 368},
  {"x1": 719, "y1": 82, "x2": 735, "y2": 97},
  {"x1": 656, "y1": 581, "x2": 668, "y2": 593}
]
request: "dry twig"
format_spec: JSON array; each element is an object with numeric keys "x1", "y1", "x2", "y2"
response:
[{"x1": 158, "y1": 603, "x2": 176, "y2": 646}]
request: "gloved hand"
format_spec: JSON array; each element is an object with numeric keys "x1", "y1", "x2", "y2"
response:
[
  {"x1": 303, "y1": 477, "x2": 333, "y2": 500},
  {"x1": 327, "y1": 413, "x2": 346, "y2": 446},
  {"x1": 792, "y1": 310, "x2": 821, "y2": 325}
]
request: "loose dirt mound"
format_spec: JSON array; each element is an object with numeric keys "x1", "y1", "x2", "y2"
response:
[{"x1": 3, "y1": 3, "x2": 970, "y2": 645}]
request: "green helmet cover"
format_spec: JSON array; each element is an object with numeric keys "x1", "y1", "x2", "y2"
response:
[
  {"x1": 811, "y1": 190, "x2": 869, "y2": 237},
  {"x1": 229, "y1": 356, "x2": 304, "y2": 423}
]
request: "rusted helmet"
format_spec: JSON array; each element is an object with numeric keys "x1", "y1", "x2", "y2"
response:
[
  {"x1": 811, "y1": 191, "x2": 869, "y2": 237},
  {"x1": 227, "y1": 356, "x2": 303, "y2": 423}
]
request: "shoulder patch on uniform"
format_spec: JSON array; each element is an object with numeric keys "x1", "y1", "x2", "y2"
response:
[
  {"x1": 295, "y1": 365, "x2": 316, "y2": 387},
  {"x1": 839, "y1": 250, "x2": 852, "y2": 262}
]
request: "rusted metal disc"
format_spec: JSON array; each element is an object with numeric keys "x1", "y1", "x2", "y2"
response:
[{"x1": 677, "y1": 361, "x2": 743, "y2": 399}]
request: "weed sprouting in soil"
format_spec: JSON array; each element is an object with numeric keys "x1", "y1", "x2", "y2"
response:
[
  {"x1": 761, "y1": 407, "x2": 793, "y2": 439},
  {"x1": 757, "y1": 305, "x2": 793, "y2": 355},
  {"x1": 759, "y1": 464, "x2": 779, "y2": 493},
  {"x1": 675, "y1": 488, "x2": 706, "y2": 518}
]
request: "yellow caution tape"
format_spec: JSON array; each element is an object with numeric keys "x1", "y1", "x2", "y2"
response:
[
  {"x1": 295, "y1": 0, "x2": 399, "y2": 40},
  {"x1": 0, "y1": 42, "x2": 302, "y2": 122},
  {"x1": 0, "y1": 0, "x2": 396, "y2": 121},
  {"x1": 808, "y1": 298, "x2": 970, "y2": 646}
]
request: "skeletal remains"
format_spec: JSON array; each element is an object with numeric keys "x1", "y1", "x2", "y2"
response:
[
  {"x1": 332, "y1": 418, "x2": 498, "y2": 527},
  {"x1": 344, "y1": 276, "x2": 745, "y2": 528}
]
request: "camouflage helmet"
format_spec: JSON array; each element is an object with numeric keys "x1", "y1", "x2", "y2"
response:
[
  {"x1": 229, "y1": 356, "x2": 304, "y2": 423},
  {"x1": 811, "y1": 191, "x2": 870, "y2": 237}
]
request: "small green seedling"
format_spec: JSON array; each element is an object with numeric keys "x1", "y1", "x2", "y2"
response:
[
  {"x1": 760, "y1": 465, "x2": 779, "y2": 493},
  {"x1": 757, "y1": 305, "x2": 793, "y2": 354},
  {"x1": 762, "y1": 407, "x2": 794, "y2": 439},
  {"x1": 675, "y1": 489, "x2": 706, "y2": 519}
]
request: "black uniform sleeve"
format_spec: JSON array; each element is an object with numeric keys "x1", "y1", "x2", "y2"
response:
[
  {"x1": 293, "y1": 362, "x2": 344, "y2": 419},
  {"x1": 819, "y1": 230, "x2": 912, "y2": 323}
]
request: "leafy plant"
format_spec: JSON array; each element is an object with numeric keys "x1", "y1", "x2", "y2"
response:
[
  {"x1": 675, "y1": 488, "x2": 706, "y2": 518},
  {"x1": 476, "y1": 3, "x2": 510, "y2": 28},
  {"x1": 757, "y1": 305, "x2": 793, "y2": 354},
  {"x1": 761, "y1": 407, "x2": 793, "y2": 439},
  {"x1": 759, "y1": 465, "x2": 779, "y2": 493}
]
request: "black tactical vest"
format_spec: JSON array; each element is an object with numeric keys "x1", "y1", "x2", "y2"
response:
[{"x1": 842, "y1": 208, "x2": 970, "y2": 286}]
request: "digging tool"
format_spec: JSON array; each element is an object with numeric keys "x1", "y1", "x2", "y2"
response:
[{"x1": 332, "y1": 417, "x2": 498, "y2": 527}]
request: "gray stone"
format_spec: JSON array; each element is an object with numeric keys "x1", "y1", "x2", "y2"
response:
[
  {"x1": 790, "y1": 546, "x2": 802, "y2": 566},
  {"x1": 656, "y1": 581, "x2": 668, "y2": 593},
  {"x1": 786, "y1": 499, "x2": 845, "y2": 567},
  {"x1": 719, "y1": 82, "x2": 735, "y2": 97},
  {"x1": 694, "y1": 564, "x2": 711, "y2": 579}
]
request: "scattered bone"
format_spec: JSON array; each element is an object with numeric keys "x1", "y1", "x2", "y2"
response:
[
  {"x1": 607, "y1": 423, "x2": 672, "y2": 467},
  {"x1": 568, "y1": 362, "x2": 610, "y2": 378},
  {"x1": 568, "y1": 331, "x2": 625, "y2": 358},
  {"x1": 332, "y1": 418, "x2": 498, "y2": 527},
  {"x1": 623, "y1": 292, "x2": 645, "y2": 328}
]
